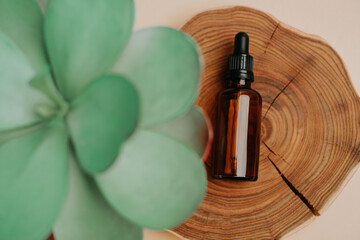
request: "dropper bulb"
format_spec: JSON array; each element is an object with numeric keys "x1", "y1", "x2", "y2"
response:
[
  {"x1": 234, "y1": 32, "x2": 249, "y2": 54},
  {"x1": 227, "y1": 32, "x2": 254, "y2": 81}
]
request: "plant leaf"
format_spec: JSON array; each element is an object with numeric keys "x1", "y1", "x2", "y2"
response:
[
  {"x1": 152, "y1": 106, "x2": 213, "y2": 159},
  {"x1": 29, "y1": 65, "x2": 66, "y2": 106},
  {"x1": 36, "y1": 0, "x2": 48, "y2": 14},
  {"x1": 0, "y1": 122, "x2": 46, "y2": 146},
  {"x1": 0, "y1": 0, "x2": 47, "y2": 70},
  {"x1": 0, "y1": 120, "x2": 68, "y2": 240},
  {"x1": 29, "y1": 65, "x2": 69, "y2": 118},
  {"x1": 0, "y1": 33, "x2": 55, "y2": 131},
  {"x1": 53, "y1": 152, "x2": 142, "y2": 240},
  {"x1": 44, "y1": 0, "x2": 134, "y2": 100},
  {"x1": 112, "y1": 27, "x2": 202, "y2": 127},
  {"x1": 67, "y1": 75, "x2": 139, "y2": 174},
  {"x1": 96, "y1": 129, "x2": 207, "y2": 229}
]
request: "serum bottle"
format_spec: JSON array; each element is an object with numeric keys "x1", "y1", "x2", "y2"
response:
[{"x1": 212, "y1": 32, "x2": 262, "y2": 180}]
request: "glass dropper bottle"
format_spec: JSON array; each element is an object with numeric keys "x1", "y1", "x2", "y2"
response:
[{"x1": 212, "y1": 32, "x2": 262, "y2": 181}]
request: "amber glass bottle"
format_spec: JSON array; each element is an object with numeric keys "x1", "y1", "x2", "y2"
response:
[{"x1": 212, "y1": 32, "x2": 262, "y2": 180}]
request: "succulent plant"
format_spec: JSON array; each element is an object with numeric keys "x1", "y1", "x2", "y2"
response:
[{"x1": 0, "y1": 0, "x2": 212, "y2": 239}]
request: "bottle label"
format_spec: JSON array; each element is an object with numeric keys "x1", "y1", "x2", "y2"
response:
[{"x1": 235, "y1": 95, "x2": 250, "y2": 177}]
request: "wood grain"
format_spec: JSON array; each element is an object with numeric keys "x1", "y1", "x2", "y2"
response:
[{"x1": 173, "y1": 6, "x2": 360, "y2": 239}]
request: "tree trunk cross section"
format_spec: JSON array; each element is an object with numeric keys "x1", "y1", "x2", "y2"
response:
[{"x1": 174, "y1": 6, "x2": 360, "y2": 240}]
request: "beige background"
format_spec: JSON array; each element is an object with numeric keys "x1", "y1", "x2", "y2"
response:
[{"x1": 134, "y1": 0, "x2": 360, "y2": 239}]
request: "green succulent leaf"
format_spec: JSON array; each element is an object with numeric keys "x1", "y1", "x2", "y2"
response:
[
  {"x1": 0, "y1": 123, "x2": 46, "y2": 146},
  {"x1": 152, "y1": 106, "x2": 212, "y2": 158},
  {"x1": 96, "y1": 129, "x2": 207, "y2": 229},
  {"x1": 29, "y1": 65, "x2": 69, "y2": 118},
  {"x1": 0, "y1": 0, "x2": 47, "y2": 70},
  {"x1": 29, "y1": 66, "x2": 63, "y2": 105},
  {"x1": 0, "y1": 33, "x2": 56, "y2": 131},
  {"x1": 67, "y1": 75, "x2": 139, "y2": 174},
  {"x1": 53, "y1": 152, "x2": 142, "y2": 240},
  {"x1": 44, "y1": 0, "x2": 135, "y2": 100},
  {"x1": 0, "y1": 120, "x2": 68, "y2": 240},
  {"x1": 112, "y1": 27, "x2": 202, "y2": 127},
  {"x1": 36, "y1": 0, "x2": 48, "y2": 13}
]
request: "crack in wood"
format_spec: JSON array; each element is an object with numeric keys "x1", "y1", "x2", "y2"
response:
[
  {"x1": 267, "y1": 156, "x2": 320, "y2": 216},
  {"x1": 264, "y1": 22, "x2": 280, "y2": 54},
  {"x1": 353, "y1": 142, "x2": 360, "y2": 162},
  {"x1": 262, "y1": 56, "x2": 314, "y2": 120},
  {"x1": 262, "y1": 141, "x2": 289, "y2": 165},
  {"x1": 262, "y1": 74, "x2": 297, "y2": 120}
]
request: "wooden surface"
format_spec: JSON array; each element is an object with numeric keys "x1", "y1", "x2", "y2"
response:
[{"x1": 173, "y1": 6, "x2": 360, "y2": 240}]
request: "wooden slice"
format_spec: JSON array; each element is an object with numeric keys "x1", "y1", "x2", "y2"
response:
[{"x1": 173, "y1": 6, "x2": 360, "y2": 239}]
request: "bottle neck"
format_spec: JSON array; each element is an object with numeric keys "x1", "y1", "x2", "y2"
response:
[{"x1": 229, "y1": 79, "x2": 252, "y2": 89}]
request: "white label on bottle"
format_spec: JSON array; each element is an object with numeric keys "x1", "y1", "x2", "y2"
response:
[{"x1": 235, "y1": 95, "x2": 250, "y2": 177}]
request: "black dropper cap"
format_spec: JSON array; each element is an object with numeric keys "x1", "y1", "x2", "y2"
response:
[{"x1": 227, "y1": 32, "x2": 254, "y2": 81}]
